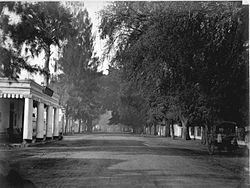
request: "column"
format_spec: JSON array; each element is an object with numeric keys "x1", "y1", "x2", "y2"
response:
[
  {"x1": 36, "y1": 102, "x2": 44, "y2": 140},
  {"x1": 46, "y1": 106, "x2": 53, "y2": 139},
  {"x1": 53, "y1": 108, "x2": 59, "y2": 138},
  {"x1": 61, "y1": 115, "x2": 65, "y2": 134},
  {"x1": 23, "y1": 98, "x2": 33, "y2": 141}
]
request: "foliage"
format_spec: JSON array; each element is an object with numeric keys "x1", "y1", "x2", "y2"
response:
[
  {"x1": 98, "y1": 66, "x2": 121, "y2": 112},
  {"x1": 51, "y1": 4, "x2": 103, "y2": 132},
  {"x1": 99, "y1": 2, "x2": 248, "y2": 138},
  {"x1": 99, "y1": 66, "x2": 149, "y2": 129},
  {"x1": 0, "y1": 2, "x2": 74, "y2": 82},
  {"x1": 0, "y1": 46, "x2": 38, "y2": 79}
]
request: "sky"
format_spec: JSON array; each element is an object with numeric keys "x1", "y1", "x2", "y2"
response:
[
  {"x1": 19, "y1": 1, "x2": 110, "y2": 84},
  {"x1": 84, "y1": 1, "x2": 109, "y2": 73}
]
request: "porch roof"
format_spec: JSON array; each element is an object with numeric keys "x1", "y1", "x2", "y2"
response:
[{"x1": 0, "y1": 78, "x2": 60, "y2": 107}]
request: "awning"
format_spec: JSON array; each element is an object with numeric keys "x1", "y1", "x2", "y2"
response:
[
  {"x1": 0, "y1": 79, "x2": 60, "y2": 107},
  {"x1": 0, "y1": 93, "x2": 24, "y2": 98}
]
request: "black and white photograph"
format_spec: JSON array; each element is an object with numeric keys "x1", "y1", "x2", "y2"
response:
[{"x1": 0, "y1": 1, "x2": 249, "y2": 187}]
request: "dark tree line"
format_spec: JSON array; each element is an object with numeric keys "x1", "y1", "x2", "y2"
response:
[{"x1": 99, "y1": 1, "x2": 248, "y2": 140}]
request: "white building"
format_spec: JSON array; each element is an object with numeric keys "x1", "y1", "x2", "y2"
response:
[
  {"x1": 172, "y1": 124, "x2": 203, "y2": 140},
  {"x1": 153, "y1": 123, "x2": 203, "y2": 140},
  {"x1": 0, "y1": 78, "x2": 61, "y2": 143},
  {"x1": 189, "y1": 126, "x2": 203, "y2": 140}
]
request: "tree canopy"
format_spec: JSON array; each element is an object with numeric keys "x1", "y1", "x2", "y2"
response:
[
  {"x1": 0, "y1": 2, "x2": 74, "y2": 83},
  {"x1": 50, "y1": 4, "x2": 103, "y2": 132},
  {"x1": 99, "y1": 1, "x2": 248, "y2": 139}
]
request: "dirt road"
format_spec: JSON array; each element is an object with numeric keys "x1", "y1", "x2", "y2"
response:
[{"x1": 0, "y1": 134, "x2": 249, "y2": 187}]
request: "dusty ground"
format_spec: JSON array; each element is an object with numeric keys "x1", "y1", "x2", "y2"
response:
[{"x1": 0, "y1": 133, "x2": 249, "y2": 188}]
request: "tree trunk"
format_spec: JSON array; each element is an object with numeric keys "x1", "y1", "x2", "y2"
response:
[
  {"x1": 201, "y1": 126, "x2": 206, "y2": 144},
  {"x1": 78, "y1": 119, "x2": 81, "y2": 133},
  {"x1": 186, "y1": 123, "x2": 191, "y2": 140},
  {"x1": 44, "y1": 45, "x2": 51, "y2": 86},
  {"x1": 165, "y1": 120, "x2": 170, "y2": 137},
  {"x1": 201, "y1": 124, "x2": 209, "y2": 145},
  {"x1": 65, "y1": 115, "x2": 68, "y2": 134},
  {"x1": 70, "y1": 118, "x2": 73, "y2": 134},
  {"x1": 86, "y1": 118, "x2": 92, "y2": 133},
  {"x1": 181, "y1": 117, "x2": 191, "y2": 140},
  {"x1": 153, "y1": 124, "x2": 157, "y2": 135},
  {"x1": 70, "y1": 118, "x2": 72, "y2": 133},
  {"x1": 171, "y1": 120, "x2": 175, "y2": 140},
  {"x1": 83, "y1": 119, "x2": 87, "y2": 132}
]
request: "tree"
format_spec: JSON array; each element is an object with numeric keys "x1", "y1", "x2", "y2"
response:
[
  {"x1": 0, "y1": 46, "x2": 38, "y2": 79},
  {"x1": 0, "y1": 2, "x2": 38, "y2": 78},
  {"x1": 51, "y1": 5, "x2": 103, "y2": 133},
  {"x1": 99, "y1": 2, "x2": 248, "y2": 140},
  {"x1": 118, "y1": 87, "x2": 148, "y2": 132},
  {"x1": 0, "y1": 2, "x2": 74, "y2": 84},
  {"x1": 98, "y1": 66, "x2": 149, "y2": 133},
  {"x1": 98, "y1": 66, "x2": 121, "y2": 112}
]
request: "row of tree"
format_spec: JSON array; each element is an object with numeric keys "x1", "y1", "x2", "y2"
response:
[
  {"x1": 0, "y1": 2, "x2": 103, "y2": 132},
  {"x1": 98, "y1": 2, "x2": 249, "y2": 141},
  {"x1": 50, "y1": 3, "x2": 104, "y2": 133},
  {"x1": 1, "y1": 2, "x2": 248, "y2": 138}
]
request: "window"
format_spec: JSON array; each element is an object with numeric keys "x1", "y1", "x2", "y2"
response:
[
  {"x1": 197, "y1": 127, "x2": 201, "y2": 137},
  {"x1": 190, "y1": 127, "x2": 194, "y2": 136}
]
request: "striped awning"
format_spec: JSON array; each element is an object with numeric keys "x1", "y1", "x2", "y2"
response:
[
  {"x1": 0, "y1": 93, "x2": 24, "y2": 98},
  {"x1": 0, "y1": 79, "x2": 60, "y2": 107}
]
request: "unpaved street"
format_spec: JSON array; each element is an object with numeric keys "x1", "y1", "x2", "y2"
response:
[{"x1": 0, "y1": 134, "x2": 249, "y2": 188}]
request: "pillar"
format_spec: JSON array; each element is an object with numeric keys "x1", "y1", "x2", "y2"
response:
[
  {"x1": 53, "y1": 108, "x2": 59, "y2": 138},
  {"x1": 46, "y1": 106, "x2": 53, "y2": 139},
  {"x1": 23, "y1": 98, "x2": 33, "y2": 142},
  {"x1": 61, "y1": 115, "x2": 65, "y2": 134},
  {"x1": 36, "y1": 102, "x2": 44, "y2": 140}
]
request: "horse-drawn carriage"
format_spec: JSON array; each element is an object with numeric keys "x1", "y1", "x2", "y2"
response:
[{"x1": 207, "y1": 121, "x2": 238, "y2": 155}]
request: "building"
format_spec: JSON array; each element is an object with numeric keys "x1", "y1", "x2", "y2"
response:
[
  {"x1": 189, "y1": 126, "x2": 203, "y2": 140},
  {"x1": 171, "y1": 124, "x2": 203, "y2": 140},
  {"x1": 0, "y1": 78, "x2": 61, "y2": 143}
]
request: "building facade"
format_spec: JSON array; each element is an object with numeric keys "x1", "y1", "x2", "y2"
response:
[{"x1": 0, "y1": 78, "x2": 61, "y2": 143}]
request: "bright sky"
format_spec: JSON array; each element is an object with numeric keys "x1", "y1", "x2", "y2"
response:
[
  {"x1": 84, "y1": 1, "x2": 109, "y2": 74},
  {"x1": 19, "y1": 1, "x2": 110, "y2": 84}
]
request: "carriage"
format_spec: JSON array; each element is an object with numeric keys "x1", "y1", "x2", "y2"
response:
[{"x1": 207, "y1": 121, "x2": 238, "y2": 155}]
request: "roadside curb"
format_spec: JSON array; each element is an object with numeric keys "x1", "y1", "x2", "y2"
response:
[
  {"x1": 0, "y1": 139, "x2": 60, "y2": 149},
  {"x1": 26, "y1": 139, "x2": 59, "y2": 147}
]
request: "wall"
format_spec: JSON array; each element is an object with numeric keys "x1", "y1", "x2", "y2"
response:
[
  {"x1": 14, "y1": 99, "x2": 24, "y2": 130},
  {"x1": 0, "y1": 99, "x2": 10, "y2": 133},
  {"x1": 173, "y1": 124, "x2": 182, "y2": 137},
  {"x1": 0, "y1": 98, "x2": 24, "y2": 133},
  {"x1": 160, "y1": 126, "x2": 166, "y2": 136},
  {"x1": 189, "y1": 126, "x2": 202, "y2": 140}
]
